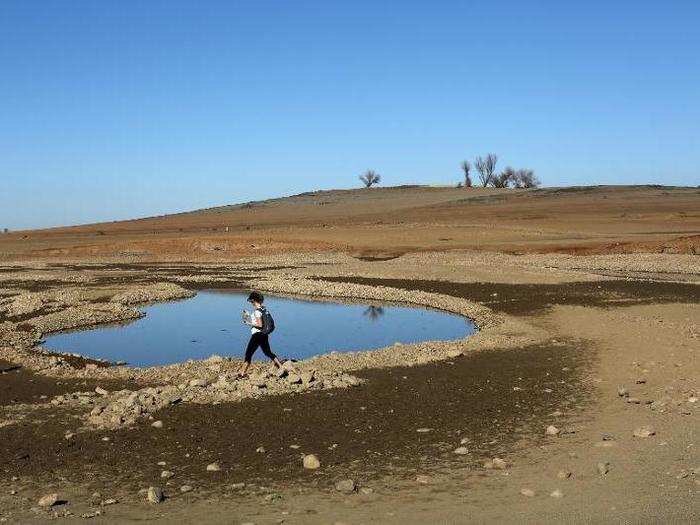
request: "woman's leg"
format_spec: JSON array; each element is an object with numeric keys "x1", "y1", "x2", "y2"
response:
[
  {"x1": 259, "y1": 335, "x2": 282, "y2": 367},
  {"x1": 238, "y1": 333, "x2": 261, "y2": 376}
]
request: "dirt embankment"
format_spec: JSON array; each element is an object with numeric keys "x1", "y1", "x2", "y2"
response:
[{"x1": 1, "y1": 185, "x2": 698, "y2": 260}]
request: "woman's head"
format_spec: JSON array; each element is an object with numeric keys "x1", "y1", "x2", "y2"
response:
[{"x1": 247, "y1": 291, "x2": 264, "y2": 305}]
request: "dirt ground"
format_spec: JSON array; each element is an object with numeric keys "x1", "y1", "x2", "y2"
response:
[
  {"x1": 1, "y1": 185, "x2": 698, "y2": 260},
  {"x1": 0, "y1": 185, "x2": 698, "y2": 523}
]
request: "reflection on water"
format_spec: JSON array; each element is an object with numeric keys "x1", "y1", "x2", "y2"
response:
[
  {"x1": 44, "y1": 290, "x2": 476, "y2": 367},
  {"x1": 363, "y1": 306, "x2": 385, "y2": 321}
]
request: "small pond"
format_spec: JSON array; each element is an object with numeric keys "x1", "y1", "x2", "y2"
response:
[{"x1": 44, "y1": 290, "x2": 476, "y2": 367}]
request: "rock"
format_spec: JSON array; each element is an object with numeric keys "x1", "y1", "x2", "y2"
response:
[
  {"x1": 635, "y1": 378, "x2": 646, "y2": 384},
  {"x1": 335, "y1": 479, "x2": 356, "y2": 493},
  {"x1": 597, "y1": 462, "x2": 610, "y2": 475},
  {"x1": 206, "y1": 354, "x2": 223, "y2": 363},
  {"x1": 101, "y1": 498, "x2": 118, "y2": 506},
  {"x1": 601, "y1": 433, "x2": 614, "y2": 441},
  {"x1": 189, "y1": 378, "x2": 208, "y2": 387},
  {"x1": 688, "y1": 396, "x2": 698, "y2": 403},
  {"x1": 557, "y1": 470, "x2": 572, "y2": 480},
  {"x1": 454, "y1": 447, "x2": 469, "y2": 455},
  {"x1": 545, "y1": 425, "x2": 560, "y2": 436},
  {"x1": 303, "y1": 454, "x2": 321, "y2": 470},
  {"x1": 550, "y1": 489, "x2": 564, "y2": 498},
  {"x1": 95, "y1": 387, "x2": 109, "y2": 396},
  {"x1": 85, "y1": 363, "x2": 98, "y2": 370},
  {"x1": 300, "y1": 370, "x2": 316, "y2": 385},
  {"x1": 520, "y1": 488, "x2": 535, "y2": 497},
  {"x1": 617, "y1": 386, "x2": 629, "y2": 398},
  {"x1": 359, "y1": 487, "x2": 374, "y2": 495},
  {"x1": 180, "y1": 485, "x2": 193, "y2": 493},
  {"x1": 416, "y1": 428, "x2": 432, "y2": 433},
  {"x1": 484, "y1": 457, "x2": 508, "y2": 470},
  {"x1": 281, "y1": 360, "x2": 296, "y2": 372},
  {"x1": 626, "y1": 397, "x2": 641, "y2": 404},
  {"x1": 38, "y1": 493, "x2": 59, "y2": 507},
  {"x1": 151, "y1": 420, "x2": 163, "y2": 429},
  {"x1": 147, "y1": 486, "x2": 164, "y2": 504},
  {"x1": 416, "y1": 475, "x2": 431, "y2": 484},
  {"x1": 275, "y1": 367, "x2": 288, "y2": 378},
  {"x1": 256, "y1": 447, "x2": 266, "y2": 453},
  {"x1": 287, "y1": 374, "x2": 302, "y2": 385},
  {"x1": 633, "y1": 426, "x2": 656, "y2": 438},
  {"x1": 460, "y1": 437, "x2": 470, "y2": 445},
  {"x1": 161, "y1": 470, "x2": 174, "y2": 479},
  {"x1": 230, "y1": 482, "x2": 246, "y2": 490},
  {"x1": 447, "y1": 350, "x2": 463, "y2": 358},
  {"x1": 206, "y1": 462, "x2": 221, "y2": 472}
]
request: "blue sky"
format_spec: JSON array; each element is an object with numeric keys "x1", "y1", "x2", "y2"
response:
[{"x1": 1, "y1": 1, "x2": 698, "y2": 230}]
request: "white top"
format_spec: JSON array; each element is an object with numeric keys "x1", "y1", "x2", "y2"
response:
[{"x1": 250, "y1": 308, "x2": 262, "y2": 334}]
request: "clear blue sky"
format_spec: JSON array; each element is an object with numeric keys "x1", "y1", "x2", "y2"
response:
[{"x1": 2, "y1": 1, "x2": 699, "y2": 230}]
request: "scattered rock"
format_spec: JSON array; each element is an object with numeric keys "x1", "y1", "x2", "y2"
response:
[
  {"x1": 151, "y1": 420, "x2": 163, "y2": 429},
  {"x1": 206, "y1": 462, "x2": 221, "y2": 472},
  {"x1": 416, "y1": 428, "x2": 432, "y2": 433},
  {"x1": 101, "y1": 498, "x2": 118, "y2": 506},
  {"x1": 557, "y1": 470, "x2": 572, "y2": 480},
  {"x1": 189, "y1": 378, "x2": 208, "y2": 387},
  {"x1": 545, "y1": 425, "x2": 560, "y2": 436},
  {"x1": 550, "y1": 489, "x2": 564, "y2": 498},
  {"x1": 484, "y1": 457, "x2": 508, "y2": 470},
  {"x1": 303, "y1": 454, "x2": 321, "y2": 470},
  {"x1": 617, "y1": 386, "x2": 629, "y2": 398},
  {"x1": 633, "y1": 426, "x2": 656, "y2": 438},
  {"x1": 95, "y1": 387, "x2": 109, "y2": 396},
  {"x1": 335, "y1": 479, "x2": 356, "y2": 493},
  {"x1": 454, "y1": 447, "x2": 469, "y2": 455},
  {"x1": 520, "y1": 488, "x2": 535, "y2": 497},
  {"x1": 38, "y1": 493, "x2": 59, "y2": 507},
  {"x1": 180, "y1": 485, "x2": 193, "y2": 493},
  {"x1": 597, "y1": 462, "x2": 610, "y2": 475},
  {"x1": 146, "y1": 486, "x2": 164, "y2": 504},
  {"x1": 416, "y1": 475, "x2": 431, "y2": 484},
  {"x1": 161, "y1": 470, "x2": 174, "y2": 479},
  {"x1": 256, "y1": 446, "x2": 266, "y2": 453}
]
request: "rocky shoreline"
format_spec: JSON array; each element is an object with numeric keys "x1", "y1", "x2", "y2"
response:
[{"x1": 1, "y1": 263, "x2": 546, "y2": 433}]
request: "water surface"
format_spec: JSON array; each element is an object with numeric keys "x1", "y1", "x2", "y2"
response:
[{"x1": 44, "y1": 290, "x2": 475, "y2": 366}]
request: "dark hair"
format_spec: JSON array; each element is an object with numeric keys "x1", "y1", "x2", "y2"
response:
[{"x1": 247, "y1": 291, "x2": 264, "y2": 304}]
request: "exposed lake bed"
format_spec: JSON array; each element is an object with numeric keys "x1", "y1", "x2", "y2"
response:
[{"x1": 0, "y1": 253, "x2": 697, "y2": 523}]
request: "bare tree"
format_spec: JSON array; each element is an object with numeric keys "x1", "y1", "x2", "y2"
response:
[
  {"x1": 359, "y1": 170, "x2": 381, "y2": 188},
  {"x1": 493, "y1": 166, "x2": 515, "y2": 188},
  {"x1": 512, "y1": 169, "x2": 540, "y2": 188},
  {"x1": 460, "y1": 160, "x2": 472, "y2": 187},
  {"x1": 474, "y1": 154, "x2": 498, "y2": 187}
]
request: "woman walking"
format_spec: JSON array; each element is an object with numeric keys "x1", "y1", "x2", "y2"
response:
[{"x1": 237, "y1": 291, "x2": 282, "y2": 378}]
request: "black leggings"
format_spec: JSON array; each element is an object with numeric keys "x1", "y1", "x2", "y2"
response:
[{"x1": 244, "y1": 332, "x2": 277, "y2": 363}]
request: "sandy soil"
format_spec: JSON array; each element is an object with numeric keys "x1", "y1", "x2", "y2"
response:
[{"x1": 0, "y1": 186, "x2": 698, "y2": 523}]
